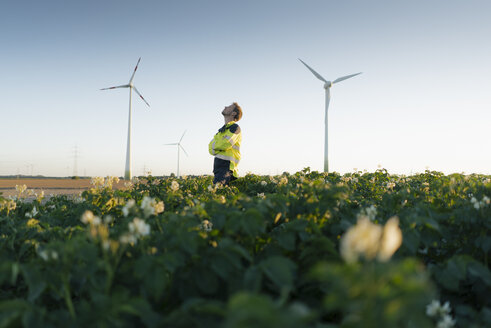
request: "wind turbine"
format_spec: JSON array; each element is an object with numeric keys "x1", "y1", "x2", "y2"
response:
[
  {"x1": 164, "y1": 131, "x2": 188, "y2": 178},
  {"x1": 299, "y1": 58, "x2": 361, "y2": 173},
  {"x1": 101, "y1": 58, "x2": 150, "y2": 180}
]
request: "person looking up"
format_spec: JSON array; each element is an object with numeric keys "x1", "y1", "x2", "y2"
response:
[{"x1": 208, "y1": 102, "x2": 243, "y2": 185}]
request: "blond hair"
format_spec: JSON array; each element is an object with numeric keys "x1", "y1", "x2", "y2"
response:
[{"x1": 232, "y1": 102, "x2": 243, "y2": 121}]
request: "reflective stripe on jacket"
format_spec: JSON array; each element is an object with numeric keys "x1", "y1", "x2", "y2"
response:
[{"x1": 209, "y1": 121, "x2": 241, "y2": 177}]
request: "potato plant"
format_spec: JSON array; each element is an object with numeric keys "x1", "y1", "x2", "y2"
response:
[{"x1": 0, "y1": 169, "x2": 489, "y2": 327}]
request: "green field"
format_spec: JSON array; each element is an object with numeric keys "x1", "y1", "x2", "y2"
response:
[{"x1": 1, "y1": 169, "x2": 490, "y2": 327}]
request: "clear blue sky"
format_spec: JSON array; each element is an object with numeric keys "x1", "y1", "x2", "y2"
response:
[{"x1": 1, "y1": 0, "x2": 490, "y2": 177}]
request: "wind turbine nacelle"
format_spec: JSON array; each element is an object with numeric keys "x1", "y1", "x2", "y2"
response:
[{"x1": 323, "y1": 82, "x2": 333, "y2": 89}]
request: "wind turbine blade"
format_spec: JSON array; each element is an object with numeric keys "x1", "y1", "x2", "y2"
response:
[
  {"x1": 100, "y1": 84, "x2": 130, "y2": 90},
  {"x1": 179, "y1": 130, "x2": 187, "y2": 143},
  {"x1": 298, "y1": 58, "x2": 327, "y2": 83},
  {"x1": 129, "y1": 57, "x2": 141, "y2": 83},
  {"x1": 164, "y1": 143, "x2": 178, "y2": 145},
  {"x1": 179, "y1": 144, "x2": 189, "y2": 157},
  {"x1": 133, "y1": 86, "x2": 150, "y2": 107},
  {"x1": 333, "y1": 72, "x2": 362, "y2": 84}
]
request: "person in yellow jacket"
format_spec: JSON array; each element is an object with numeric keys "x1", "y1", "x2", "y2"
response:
[{"x1": 208, "y1": 102, "x2": 243, "y2": 185}]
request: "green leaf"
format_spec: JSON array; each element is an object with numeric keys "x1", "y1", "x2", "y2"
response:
[
  {"x1": 478, "y1": 236, "x2": 491, "y2": 253},
  {"x1": 243, "y1": 266, "x2": 262, "y2": 292},
  {"x1": 210, "y1": 255, "x2": 233, "y2": 280},
  {"x1": 21, "y1": 265, "x2": 47, "y2": 302},
  {"x1": 259, "y1": 256, "x2": 296, "y2": 290},
  {"x1": 241, "y1": 208, "x2": 266, "y2": 236},
  {"x1": 125, "y1": 298, "x2": 162, "y2": 328},
  {"x1": 468, "y1": 261, "x2": 491, "y2": 286},
  {"x1": 276, "y1": 232, "x2": 296, "y2": 251},
  {"x1": 402, "y1": 229, "x2": 420, "y2": 254},
  {"x1": 0, "y1": 299, "x2": 29, "y2": 328},
  {"x1": 195, "y1": 267, "x2": 219, "y2": 295}
]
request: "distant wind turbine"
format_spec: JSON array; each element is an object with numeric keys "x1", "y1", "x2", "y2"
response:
[
  {"x1": 101, "y1": 58, "x2": 150, "y2": 180},
  {"x1": 299, "y1": 58, "x2": 361, "y2": 173},
  {"x1": 164, "y1": 131, "x2": 188, "y2": 178}
]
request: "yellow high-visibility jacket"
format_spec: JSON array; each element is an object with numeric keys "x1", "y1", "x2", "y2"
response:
[{"x1": 208, "y1": 121, "x2": 242, "y2": 177}]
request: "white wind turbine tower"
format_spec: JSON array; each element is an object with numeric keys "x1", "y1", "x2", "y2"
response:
[
  {"x1": 164, "y1": 130, "x2": 188, "y2": 178},
  {"x1": 299, "y1": 58, "x2": 361, "y2": 173},
  {"x1": 101, "y1": 58, "x2": 150, "y2": 180}
]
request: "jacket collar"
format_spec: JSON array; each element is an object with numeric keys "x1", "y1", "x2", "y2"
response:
[{"x1": 218, "y1": 121, "x2": 237, "y2": 133}]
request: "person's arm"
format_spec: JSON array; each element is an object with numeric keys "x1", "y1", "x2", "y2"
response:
[
  {"x1": 222, "y1": 126, "x2": 241, "y2": 148},
  {"x1": 209, "y1": 126, "x2": 241, "y2": 154}
]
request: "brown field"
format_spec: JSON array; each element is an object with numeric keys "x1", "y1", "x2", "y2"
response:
[{"x1": 0, "y1": 178, "x2": 126, "y2": 198}]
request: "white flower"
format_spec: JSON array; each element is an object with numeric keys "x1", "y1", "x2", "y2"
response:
[
  {"x1": 154, "y1": 201, "x2": 165, "y2": 214},
  {"x1": 15, "y1": 184, "x2": 27, "y2": 194},
  {"x1": 341, "y1": 176, "x2": 351, "y2": 183},
  {"x1": 471, "y1": 195, "x2": 490, "y2": 209},
  {"x1": 25, "y1": 206, "x2": 38, "y2": 219},
  {"x1": 122, "y1": 199, "x2": 136, "y2": 217},
  {"x1": 378, "y1": 217, "x2": 402, "y2": 262},
  {"x1": 128, "y1": 217, "x2": 150, "y2": 237},
  {"x1": 103, "y1": 176, "x2": 120, "y2": 189},
  {"x1": 201, "y1": 220, "x2": 213, "y2": 232},
  {"x1": 386, "y1": 182, "x2": 396, "y2": 189},
  {"x1": 426, "y1": 300, "x2": 441, "y2": 317},
  {"x1": 91, "y1": 176, "x2": 105, "y2": 188},
  {"x1": 366, "y1": 205, "x2": 377, "y2": 221},
  {"x1": 279, "y1": 176, "x2": 288, "y2": 186},
  {"x1": 81, "y1": 210, "x2": 101, "y2": 225},
  {"x1": 260, "y1": 181, "x2": 267, "y2": 186},
  {"x1": 103, "y1": 215, "x2": 114, "y2": 224},
  {"x1": 139, "y1": 196, "x2": 164, "y2": 218},
  {"x1": 357, "y1": 205, "x2": 377, "y2": 221},
  {"x1": 38, "y1": 249, "x2": 58, "y2": 262},
  {"x1": 93, "y1": 216, "x2": 101, "y2": 225},
  {"x1": 35, "y1": 190, "x2": 45, "y2": 202},
  {"x1": 141, "y1": 196, "x2": 156, "y2": 218},
  {"x1": 341, "y1": 216, "x2": 402, "y2": 263},
  {"x1": 170, "y1": 180, "x2": 179, "y2": 192},
  {"x1": 207, "y1": 185, "x2": 215, "y2": 192},
  {"x1": 340, "y1": 216, "x2": 383, "y2": 263},
  {"x1": 257, "y1": 193, "x2": 265, "y2": 199},
  {"x1": 437, "y1": 314, "x2": 456, "y2": 328},
  {"x1": 102, "y1": 240, "x2": 111, "y2": 251},
  {"x1": 81, "y1": 210, "x2": 94, "y2": 224},
  {"x1": 426, "y1": 300, "x2": 452, "y2": 318},
  {"x1": 119, "y1": 233, "x2": 137, "y2": 245},
  {"x1": 38, "y1": 250, "x2": 49, "y2": 261},
  {"x1": 440, "y1": 301, "x2": 451, "y2": 316}
]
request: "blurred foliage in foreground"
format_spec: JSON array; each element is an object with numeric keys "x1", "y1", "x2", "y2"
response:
[{"x1": 0, "y1": 169, "x2": 490, "y2": 327}]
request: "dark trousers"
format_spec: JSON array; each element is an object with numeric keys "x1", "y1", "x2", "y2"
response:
[{"x1": 213, "y1": 157, "x2": 236, "y2": 185}]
